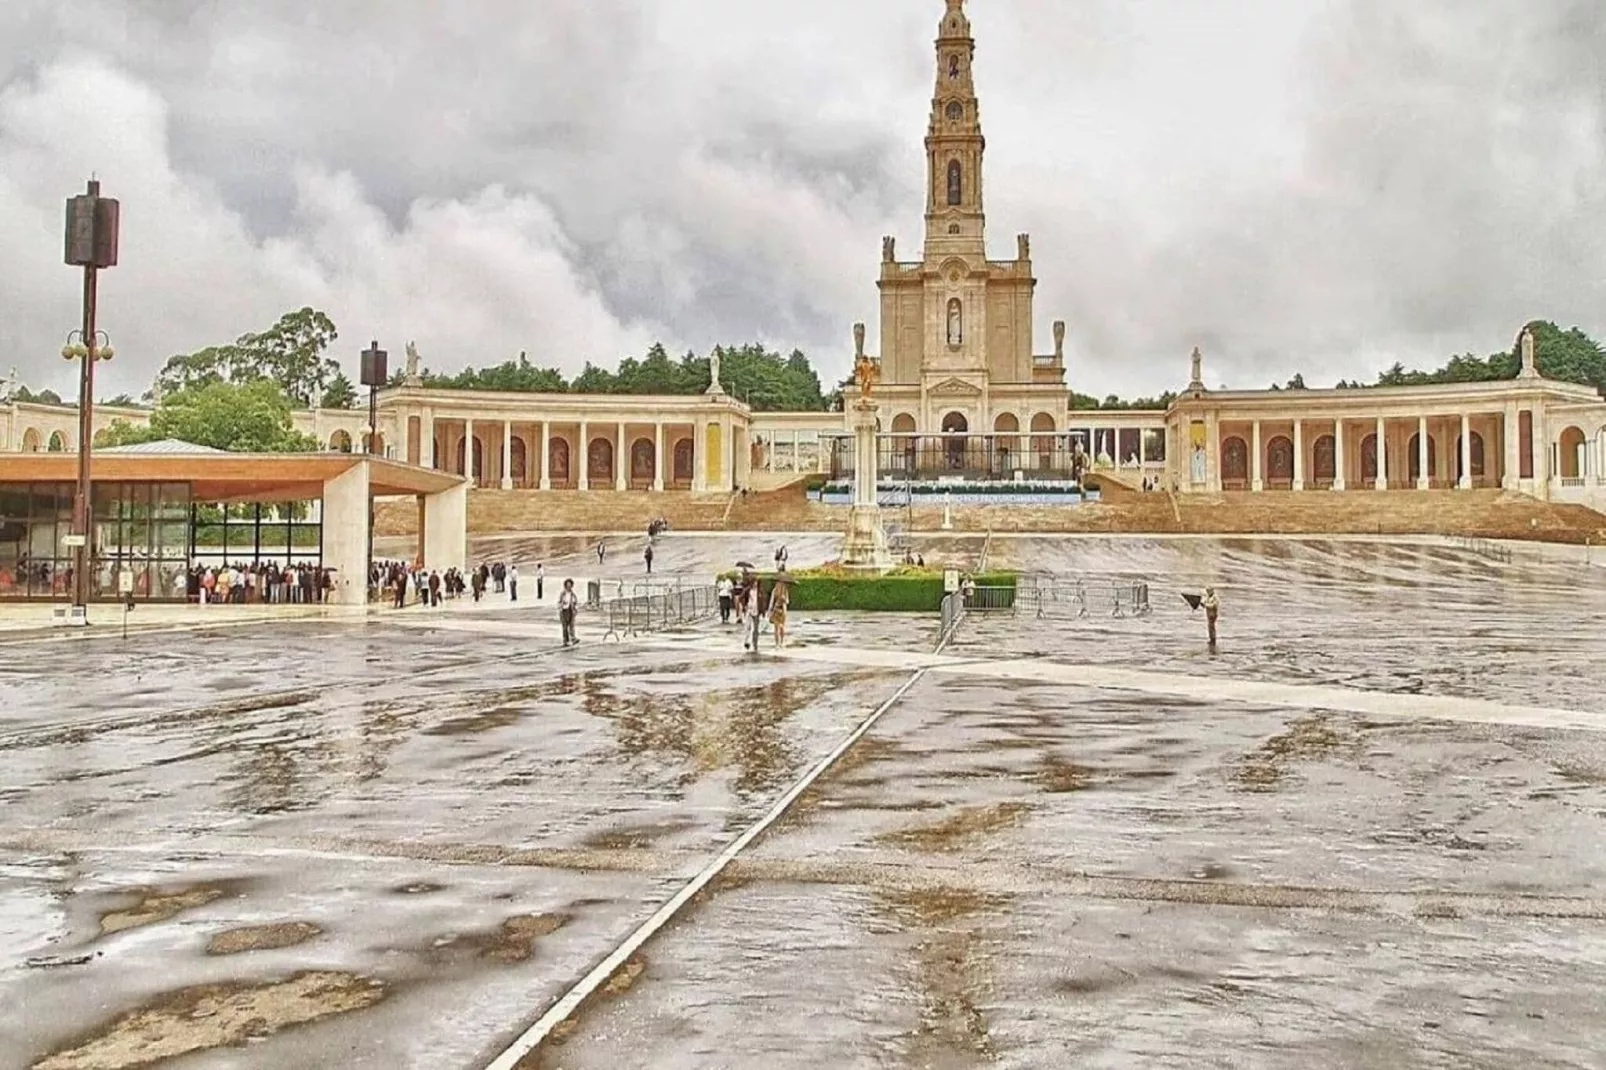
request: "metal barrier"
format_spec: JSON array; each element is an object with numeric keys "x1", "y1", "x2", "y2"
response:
[
  {"x1": 1112, "y1": 582, "x2": 1151, "y2": 618},
  {"x1": 935, "y1": 591, "x2": 963, "y2": 651},
  {"x1": 602, "y1": 584, "x2": 720, "y2": 641},
  {"x1": 1449, "y1": 536, "x2": 1514, "y2": 564},
  {"x1": 1018, "y1": 573, "x2": 1155, "y2": 621},
  {"x1": 963, "y1": 584, "x2": 1017, "y2": 612}
]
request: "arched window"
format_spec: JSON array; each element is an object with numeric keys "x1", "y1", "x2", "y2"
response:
[
  {"x1": 947, "y1": 160, "x2": 962, "y2": 206},
  {"x1": 47, "y1": 431, "x2": 66, "y2": 452}
]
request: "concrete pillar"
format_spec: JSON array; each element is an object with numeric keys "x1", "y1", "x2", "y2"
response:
[
  {"x1": 501, "y1": 419, "x2": 513, "y2": 490},
  {"x1": 423, "y1": 411, "x2": 436, "y2": 469},
  {"x1": 615, "y1": 422, "x2": 627, "y2": 491},
  {"x1": 539, "y1": 420, "x2": 552, "y2": 490},
  {"x1": 1416, "y1": 415, "x2": 1429, "y2": 490},
  {"x1": 1375, "y1": 416, "x2": 1387, "y2": 490},
  {"x1": 653, "y1": 422, "x2": 665, "y2": 491},
  {"x1": 1459, "y1": 413, "x2": 1472, "y2": 489},
  {"x1": 1251, "y1": 420, "x2": 1263, "y2": 491},
  {"x1": 320, "y1": 462, "x2": 371, "y2": 607},
  {"x1": 1204, "y1": 411, "x2": 1220, "y2": 491},
  {"x1": 1534, "y1": 405, "x2": 1550, "y2": 499},
  {"x1": 1292, "y1": 419, "x2": 1304, "y2": 491},
  {"x1": 422, "y1": 482, "x2": 468, "y2": 574},
  {"x1": 692, "y1": 420, "x2": 706, "y2": 493},
  {"x1": 1502, "y1": 404, "x2": 1518, "y2": 489},
  {"x1": 1333, "y1": 418, "x2": 1346, "y2": 491},
  {"x1": 578, "y1": 420, "x2": 590, "y2": 491},
  {"x1": 464, "y1": 417, "x2": 476, "y2": 485}
]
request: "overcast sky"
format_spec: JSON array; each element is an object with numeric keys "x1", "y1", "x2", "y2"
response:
[{"x1": 1, "y1": 0, "x2": 1602, "y2": 402}]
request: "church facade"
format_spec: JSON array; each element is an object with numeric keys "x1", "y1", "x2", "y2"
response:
[{"x1": 869, "y1": 0, "x2": 1071, "y2": 442}]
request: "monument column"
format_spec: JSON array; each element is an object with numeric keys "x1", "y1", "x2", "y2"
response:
[
  {"x1": 1204, "y1": 411, "x2": 1220, "y2": 491},
  {"x1": 464, "y1": 417, "x2": 476, "y2": 485},
  {"x1": 1416, "y1": 415, "x2": 1429, "y2": 490},
  {"x1": 1533, "y1": 404, "x2": 1550, "y2": 500},
  {"x1": 1333, "y1": 418, "x2": 1346, "y2": 491},
  {"x1": 691, "y1": 420, "x2": 706, "y2": 493},
  {"x1": 616, "y1": 421, "x2": 627, "y2": 491},
  {"x1": 578, "y1": 420, "x2": 589, "y2": 491},
  {"x1": 653, "y1": 423, "x2": 665, "y2": 491},
  {"x1": 1375, "y1": 416, "x2": 1388, "y2": 490},
  {"x1": 1292, "y1": 419, "x2": 1305, "y2": 491},
  {"x1": 1459, "y1": 413, "x2": 1472, "y2": 489},
  {"x1": 501, "y1": 420, "x2": 513, "y2": 490},
  {"x1": 539, "y1": 420, "x2": 552, "y2": 490},
  {"x1": 1251, "y1": 420, "x2": 1263, "y2": 492}
]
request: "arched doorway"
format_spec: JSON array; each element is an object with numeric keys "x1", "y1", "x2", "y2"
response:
[
  {"x1": 993, "y1": 413, "x2": 1019, "y2": 433},
  {"x1": 1222, "y1": 436, "x2": 1249, "y2": 486},
  {"x1": 942, "y1": 411, "x2": 968, "y2": 470},
  {"x1": 456, "y1": 435, "x2": 484, "y2": 483},
  {"x1": 47, "y1": 431, "x2": 67, "y2": 452},
  {"x1": 993, "y1": 413, "x2": 1019, "y2": 474},
  {"x1": 548, "y1": 437, "x2": 570, "y2": 487},
  {"x1": 1408, "y1": 433, "x2": 1436, "y2": 484},
  {"x1": 1030, "y1": 412, "x2": 1056, "y2": 470},
  {"x1": 329, "y1": 430, "x2": 352, "y2": 453},
  {"x1": 892, "y1": 414, "x2": 918, "y2": 473},
  {"x1": 631, "y1": 437, "x2": 655, "y2": 487},
  {"x1": 1558, "y1": 426, "x2": 1586, "y2": 478},
  {"x1": 588, "y1": 437, "x2": 614, "y2": 485},
  {"x1": 1312, "y1": 435, "x2": 1336, "y2": 486},
  {"x1": 1361, "y1": 434, "x2": 1379, "y2": 484},
  {"x1": 672, "y1": 438, "x2": 694, "y2": 487},
  {"x1": 1455, "y1": 432, "x2": 1485, "y2": 484},
  {"x1": 20, "y1": 428, "x2": 42, "y2": 452},
  {"x1": 1266, "y1": 436, "x2": 1294, "y2": 487},
  {"x1": 510, "y1": 437, "x2": 528, "y2": 485}
]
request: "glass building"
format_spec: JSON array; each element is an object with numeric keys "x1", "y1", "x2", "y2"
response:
[{"x1": 0, "y1": 481, "x2": 323, "y2": 602}]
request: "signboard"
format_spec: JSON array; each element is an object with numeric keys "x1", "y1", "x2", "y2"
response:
[
  {"x1": 944, "y1": 569, "x2": 960, "y2": 593},
  {"x1": 118, "y1": 570, "x2": 134, "y2": 595},
  {"x1": 62, "y1": 534, "x2": 86, "y2": 548}
]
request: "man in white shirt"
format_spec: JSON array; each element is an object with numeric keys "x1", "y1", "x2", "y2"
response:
[
  {"x1": 558, "y1": 579, "x2": 579, "y2": 646},
  {"x1": 508, "y1": 565, "x2": 520, "y2": 602},
  {"x1": 717, "y1": 575, "x2": 734, "y2": 624}
]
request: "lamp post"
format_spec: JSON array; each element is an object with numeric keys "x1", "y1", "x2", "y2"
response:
[
  {"x1": 358, "y1": 342, "x2": 388, "y2": 603},
  {"x1": 63, "y1": 179, "x2": 120, "y2": 618}
]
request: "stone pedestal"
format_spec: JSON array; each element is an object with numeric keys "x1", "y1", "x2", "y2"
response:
[{"x1": 840, "y1": 396, "x2": 891, "y2": 570}]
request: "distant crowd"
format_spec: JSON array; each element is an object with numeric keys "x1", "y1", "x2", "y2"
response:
[{"x1": 192, "y1": 563, "x2": 333, "y2": 604}]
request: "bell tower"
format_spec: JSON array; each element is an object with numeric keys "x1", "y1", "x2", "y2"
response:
[{"x1": 924, "y1": 0, "x2": 986, "y2": 260}]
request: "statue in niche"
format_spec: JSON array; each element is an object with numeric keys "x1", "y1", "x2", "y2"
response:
[
  {"x1": 882, "y1": 235, "x2": 896, "y2": 262},
  {"x1": 947, "y1": 160, "x2": 962, "y2": 206},
  {"x1": 947, "y1": 299, "x2": 963, "y2": 347},
  {"x1": 1017, "y1": 233, "x2": 1030, "y2": 260}
]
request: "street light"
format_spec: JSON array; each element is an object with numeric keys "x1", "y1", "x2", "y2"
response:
[
  {"x1": 358, "y1": 341, "x2": 388, "y2": 603},
  {"x1": 63, "y1": 179, "x2": 120, "y2": 619}
]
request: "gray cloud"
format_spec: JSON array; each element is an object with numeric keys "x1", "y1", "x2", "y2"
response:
[{"x1": 0, "y1": 0, "x2": 1601, "y2": 403}]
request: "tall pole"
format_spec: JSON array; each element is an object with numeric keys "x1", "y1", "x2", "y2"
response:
[
  {"x1": 73, "y1": 250, "x2": 98, "y2": 610},
  {"x1": 358, "y1": 341, "x2": 388, "y2": 604}
]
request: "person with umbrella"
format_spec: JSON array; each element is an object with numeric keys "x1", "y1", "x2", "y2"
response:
[
  {"x1": 768, "y1": 566, "x2": 794, "y2": 649},
  {"x1": 1201, "y1": 586, "x2": 1220, "y2": 648}
]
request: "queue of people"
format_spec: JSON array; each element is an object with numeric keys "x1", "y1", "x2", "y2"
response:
[{"x1": 192, "y1": 562, "x2": 333, "y2": 604}]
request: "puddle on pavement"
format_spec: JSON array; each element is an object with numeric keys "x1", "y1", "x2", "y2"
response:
[
  {"x1": 878, "y1": 802, "x2": 1032, "y2": 853},
  {"x1": 880, "y1": 887, "x2": 1001, "y2": 1065},
  {"x1": 1231, "y1": 713, "x2": 1359, "y2": 793},
  {"x1": 428, "y1": 912, "x2": 571, "y2": 965},
  {"x1": 96, "y1": 881, "x2": 247, "y2": 937},
  {"x1": 517, "y1": 957, "x2": 650, "y2": 1070},
  {"x1": 205, "y1": 921, "x2": 322, "y2": 956},
  {"x1": 32, "y1": 971, "x2": 386, "y2": 1070}
]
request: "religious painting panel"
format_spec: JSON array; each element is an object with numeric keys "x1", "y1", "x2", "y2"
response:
[
  {"x1": 1116, "y1": 429, "x2": 1140, "y2": 466},
  {"x1": 631, "y1": 438, "x2": 655, "y2": 481},
  {"x1": 1408, "y1": 433, "x2": 1436, "y2": 483},
  {"x1": 549, "y1": 437, "x2": 570, "y2": 484},
  {"x1": 1519, "y1": 410, "x2": 1533, "y2": 479},
  {"x1": 588, "y1": 438, "x2": 614, "y2": 484},
  {"x1": 1312, "y1": 435, "x2": 1336, "y2": 483},
  {"x1": 1361, "y1": 434, "x2": 1378, "y2": 482},
  {"x1": 1266, "y1": 436, "x2": 1294, "y2": 483},
  {"x1": 673, "y1": 439, "x2": 694, "y2": 484},
  {"x1": 1142, "y1": 429, "x2": 1166, "y2": 464},
  {"x1": 1221, "y1": 437, "x2": 1248, "y2": 483},
  {"x1": 1188, "y1": 421, "x2": 1207, "y2": 485},
  {"x1": 510, "y1": 437, "x2": 528, "y2": 485}
]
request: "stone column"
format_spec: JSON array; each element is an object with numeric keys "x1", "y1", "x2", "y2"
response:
[
  {"x1": 691, "y1": 420, "x2": 705, "y2": 493},
  {"x1": 1251, "y1": 420, "x2": 1263, "y2": 491},
  {"x1": 1416, "y1": 415, "x2": 1429, "y2": 490},
  {"x1": 501, "y1": 419, "x2": 513, "y2": 490},
  {"x1": 1458, "y1": 413, "x2": 1472, "y2": 489},
  {"x1": 464, "y1": 417, "x2": 476, "y2": 485},
  {"x1": 577, "y1": 420, "x2": 590, "y2": 491},
  {"x1": 1533, "y1": 405, "x2": 1550, "y2": 500},
  {"x1": 1204, "y1": 411, "x2": 1220, "y2": 491},
  {"x1": 539, "y1": 420, "x2": 552, "y2": 490},
  {"x1": 1375, "y1": 416, "x2": 1387, "y2": 490},
  {"x1": 320, "y1": 462, "x2": 371, "y2": 607},
  {"x1": 1502, "y1": 404, "x2": 1518, "y2": 490},
  {"x1": 1333, "y1": 418, "x2": 1346, "y2": 491},
  {"x1": 423, "y1": 410, "x2": 436, "y2": 469},
  {"x1": 1293, "y1": 420, "x2": 1305, "y2": 491},
  {"x1": 653, "y1": 423, "x2": 665, "y2": 491},
  {"x1": 615, "y1": 421, "x2": 627, "y2": 491}
]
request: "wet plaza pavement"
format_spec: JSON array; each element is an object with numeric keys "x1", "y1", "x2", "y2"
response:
[{"x1": 2, "y1": 535, "x2": 1605, "y2": 1068}]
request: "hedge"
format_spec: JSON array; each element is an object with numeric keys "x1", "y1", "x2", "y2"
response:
[{"x1": 720, "y1": 568, "x2": 1018, "y2": 613}]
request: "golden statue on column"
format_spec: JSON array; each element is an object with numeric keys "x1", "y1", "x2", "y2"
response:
[{"x1": 853, "y1": 322, "x2": 879, "y2": 399}]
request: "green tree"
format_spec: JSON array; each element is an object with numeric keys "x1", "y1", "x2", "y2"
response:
[
  {"x1": 13, "y1": 385, "x2": 67, "y2": 405},
  {"x1": 152, "y1": 307, "x2": 340, "y2": 406},
  {"x1": 95, "y1": 419, "x2": 160, "y2": 448},
  {"x1": 102, "y1": 393, "x2": 142, "y2": 407},
  {"x1": 129, "y1": 380, "x2": 321, "y2": 452},
  {"x1": 321, "y1": 372, "x2": 357, "y2": 409}
]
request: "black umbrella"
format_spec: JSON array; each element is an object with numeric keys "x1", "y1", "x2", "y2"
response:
[
  {"x1": 1181, "y1": 593, "x2": 1202, "y2": 611},
  {"x1": 735, "y1": 561, "x2": 756, "y2": 570}
]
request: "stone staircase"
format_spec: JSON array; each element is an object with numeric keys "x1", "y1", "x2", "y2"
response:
[
  {"x1": 1174, "y1": 490, "x2": 1606, "y2": 544},
  {"x1": 374, "y1": 490, "x2": 733, "y2": 537}
]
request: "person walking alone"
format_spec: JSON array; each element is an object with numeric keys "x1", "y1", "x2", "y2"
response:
[
  {"x1": 767, "y1": 569, "x2": 792, "y2": 649},
  {"x1": 558, "y1": 578, "x2": 579, "y2": 647},
  {"x1": 508, "y1": 564, "x2": 519, "y2": 602},
  {"x1": 1202, "y1": 586, "x2": 1220, "y2": 648},
  {"x1": 535, "y1": 563, "x2": 544, "y2": 601},
  {"x1": 644, "y1": 543, "x2": 654, "y2": 575},
  {"x1": 717, "y1": 574, "x2": 734, "y2": 624}
]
